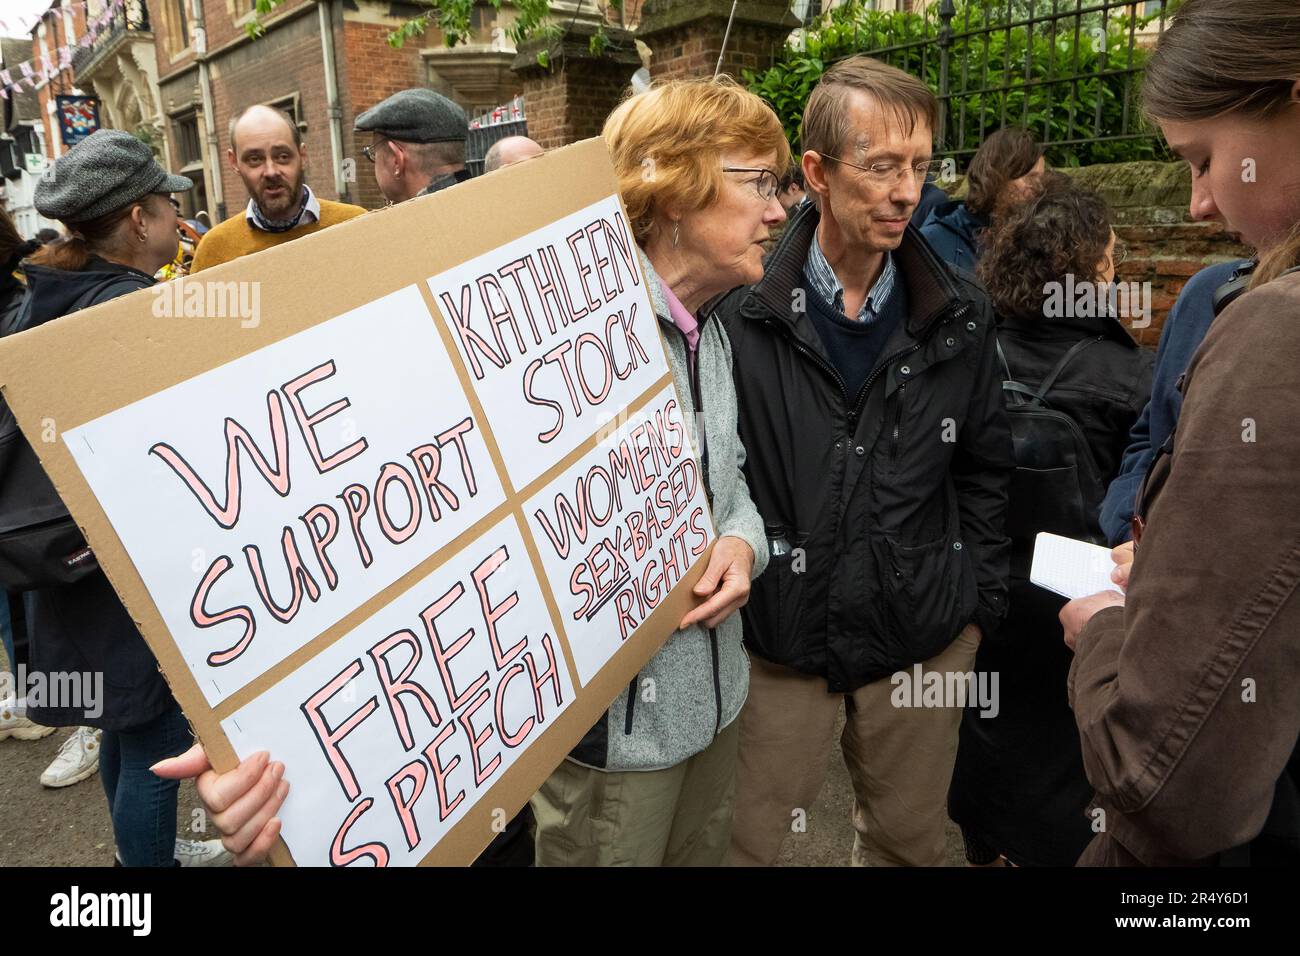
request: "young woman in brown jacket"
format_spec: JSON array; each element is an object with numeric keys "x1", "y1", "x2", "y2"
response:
[{"x1": 1061, "y1": 0, "x2": 1300, "y2": 866}]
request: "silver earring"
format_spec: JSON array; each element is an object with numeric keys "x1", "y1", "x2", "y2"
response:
[
  {"x1": 139, "y1": 233, "x2": 147, "y2": 243},
  {"x1": 672, "y1": 222, "x2": 680, "y2": 247}
]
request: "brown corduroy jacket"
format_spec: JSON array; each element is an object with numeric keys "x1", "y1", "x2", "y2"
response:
[{"x1": 1069, "y1": 270, "x2": 1300, "y2": 866}]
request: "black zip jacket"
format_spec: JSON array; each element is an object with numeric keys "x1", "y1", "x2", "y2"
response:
[
  {"x1": 12, "y1": 259, "x2": 177, "y2": 730},
  {"x1": 997, "y1": 311, "x2": 1154, "y2": 488},
  {"x1": 715, "y1": 202, "x2": 1014, "y2": 692}
]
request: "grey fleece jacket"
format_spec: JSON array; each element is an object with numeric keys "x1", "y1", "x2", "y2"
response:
[{"x1": 572, "y1": 254, "x2": 769, "y2": 773}]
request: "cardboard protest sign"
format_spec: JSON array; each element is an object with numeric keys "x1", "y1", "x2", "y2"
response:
[
  {"x1": 0, "y1": 138, "x2": 716, "y2": 866},
  {"x1": 526, "y1": 382, "x2": 711, "y2": 685},
  {"x1": 427, "y1": 194, "x2": 658, "y2": 490},
  {"x1": 65, "y1": 284, "x2": 506, "y2": 707}
]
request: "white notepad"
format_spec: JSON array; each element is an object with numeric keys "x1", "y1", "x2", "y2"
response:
[{"x1": 1030, "y1": 532, "x2": 1118, "y2": 600}]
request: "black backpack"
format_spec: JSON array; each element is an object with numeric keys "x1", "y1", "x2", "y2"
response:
[
  {"x1": 996, "y1": 335, "x2": 1108, "y2": 549},
  {"x1": 0, "y1": 290, "x2": 98, "y2": 589}
]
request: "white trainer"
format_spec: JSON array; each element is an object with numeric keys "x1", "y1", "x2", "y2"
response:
[
  {"x1": 39, "y1": 725, "x2": 101, "y2": 787},
  {"x1": 0, "y1": 697, "x2": 56, "y2": 742},
  {"x1": 174, "y1": 838, "x2": 234, "y2": 867}
]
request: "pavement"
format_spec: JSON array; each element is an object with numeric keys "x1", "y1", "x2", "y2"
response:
[{"x1": 2, "y1": 648, "x2": 966, "y2": 867}]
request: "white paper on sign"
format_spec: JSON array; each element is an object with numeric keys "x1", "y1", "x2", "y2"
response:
[
  {"x1": 426, "y1": 194, "x2": 669, "y2": 492},
  {"x1": 64, "y1": 285, "x2": 506, "y2": 707},
  {"x1": 1029, "y1": 532, "x2": 1119, "y2": 600},
  {"x1": 221, "y1": 515, "x2": 574, "y2": 867},
  {"x1": 524, "y1": 382, "x2": 714, "y2": 685}
]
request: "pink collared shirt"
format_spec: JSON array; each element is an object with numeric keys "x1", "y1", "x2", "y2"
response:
[{"x1": 659, "y1": 278, "x2": 700, "y2": 374}]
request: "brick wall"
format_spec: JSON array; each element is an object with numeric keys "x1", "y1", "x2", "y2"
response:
[
  {"x1": 336, "y1": 17, "x2": 424, "y2": 211},
  {"x1": 516, "y1": 60, "x2": 633, "y2": 149},
  {"x1": 153, "y1": 0, "x2": 319, "y2": 83},
  {"x1": 513, "y1": 23, "x2": 640, "y2": 151},
  {"x1": 149, "y1": 0, "x2": 195, "y2": 76},
  {"x1": 155, "y1": 0, "x2": 317, "y2": 78},
  {"x1": 642, "y1": 20, "x2": 783, "y2": 82},
  {"x1": 638, "y1": 0, "x2": 797, "y2": 83},
  {"x1": 1066, "y1": 161, "x2": 1251, "y2": 346}
]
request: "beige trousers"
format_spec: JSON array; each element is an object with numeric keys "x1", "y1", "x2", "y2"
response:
[
  {"x1": 727, "y1": 625, "x2": 981, "y2": 866},
  {"x1": 532, "y1": 717, "x2": 740, "y2": 866}
]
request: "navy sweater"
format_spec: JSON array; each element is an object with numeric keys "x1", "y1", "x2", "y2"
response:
[{"x1": 803, "y1": 272, "x2": 909, "y2": 399}]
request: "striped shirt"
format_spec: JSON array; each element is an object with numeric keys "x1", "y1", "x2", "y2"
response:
[{"x1": 803, "y1": 232, "x2": 897, "y2": 324}]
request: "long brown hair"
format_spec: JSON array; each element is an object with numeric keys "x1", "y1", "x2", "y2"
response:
[
  {"x1": 966, "y1": 128, "x2": 1043, "y2": 217},
  {"x1": 1142, "y1": 0, "x2": 1300, "y2": 287},
  {"x1": 26, "y1": 203, "x2": 141, "y2": 272}
]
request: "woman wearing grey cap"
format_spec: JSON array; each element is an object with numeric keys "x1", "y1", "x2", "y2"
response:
[
  {"x1": 24, "y1": 128, "x2": 192, "y2": 286},
  {"x1": 11, "y1": 130, "x2": 227, "y2": 866}
]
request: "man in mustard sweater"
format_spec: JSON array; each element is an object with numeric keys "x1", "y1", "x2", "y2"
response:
[{"x1": 191, "y1": 104, "x2": 364, "y2": 272}]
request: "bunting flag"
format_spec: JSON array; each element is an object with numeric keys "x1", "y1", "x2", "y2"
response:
[
  {"x1": 0, "y1": 0, "x2": 127, "y2": 98},
  {"x1": 0, "y1": 0, "x2": 119, "y2": 38}
]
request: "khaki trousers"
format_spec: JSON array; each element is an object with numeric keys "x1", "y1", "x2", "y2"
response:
[
  {"x1": 727, "y1": 625, "x2": 981, "y2": 867},
  {"x1": 532, "y1": 717, "x2": 740, "y2": 866}
]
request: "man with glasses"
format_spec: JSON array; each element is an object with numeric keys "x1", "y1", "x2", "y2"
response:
[
  {"x1": 715, "y1": 56, "x2": 1014, "y2": 867},
  {"x1": 354, "y1": 89, "x2": 470, "y2": 204}
]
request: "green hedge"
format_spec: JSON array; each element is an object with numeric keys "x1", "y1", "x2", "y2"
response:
[{"x1": 745, "y1": 0, "x2": 1178, "y2": 168}]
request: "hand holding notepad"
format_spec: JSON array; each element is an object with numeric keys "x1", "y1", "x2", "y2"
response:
[{"x1": 1030, "y1": 532, "x2": 1124, "y2": 600}]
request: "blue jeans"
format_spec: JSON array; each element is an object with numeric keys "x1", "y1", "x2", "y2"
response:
[{"x1": 100, "y1": 701, "x2": 192, "y2": 866}]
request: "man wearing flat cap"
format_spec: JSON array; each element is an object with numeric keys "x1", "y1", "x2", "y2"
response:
[
  {"x1": 191, "y1": 104, "x2": 365, "y2": 273},
  {"x1": 355, "y1": 88, "x2": 471, "y2": 204}
]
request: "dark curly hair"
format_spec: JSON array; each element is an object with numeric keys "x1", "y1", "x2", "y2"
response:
[{"x1": 977, "y1": 172, "x2": 1114, "y2": 321}]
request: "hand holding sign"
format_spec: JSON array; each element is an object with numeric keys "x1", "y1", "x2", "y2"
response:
[
  {"x1": 154, "y1": 746, "x2": 287, "y2": 867},
  {"x1": 680, "y1": 535, "x2": 754, "y2": 630}
]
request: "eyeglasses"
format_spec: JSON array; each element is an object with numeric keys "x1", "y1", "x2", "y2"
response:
[
  {"x1": 361, "y1": 140, "x2": 387, "y2": 163},
  {"x1": 816, "y1": 152, "x2": 945, "y2": 186},
  {"x1": 722, "y1": 167, "x2": 781, "y2": 202}
]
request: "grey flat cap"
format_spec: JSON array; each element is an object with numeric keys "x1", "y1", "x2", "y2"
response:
[
  {"x1": 35, "y1": 129, "x2": 193, "y2": 223},
  {"x1": 354, "y1": 88, "x2": 468, "y2": 144}
]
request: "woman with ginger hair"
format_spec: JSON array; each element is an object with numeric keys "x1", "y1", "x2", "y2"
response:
[{"x1": 157, "y1": 77, "x2": 789, "y2": 867}]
